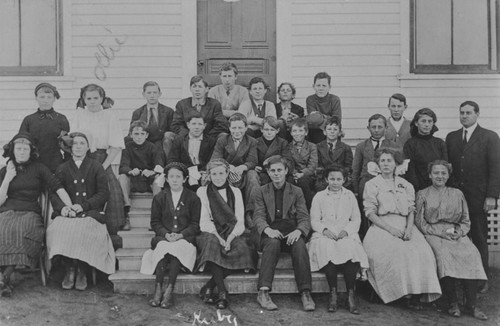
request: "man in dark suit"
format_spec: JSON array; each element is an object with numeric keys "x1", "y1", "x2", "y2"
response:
[
  {"x1": 130, "y1": 81, "x2": 175, "y2": 158},
  {"x1": 253, "y1": 155, "x2": 315, "y2": 312},
  {"x1": 446, "y1": 100, "x2": 500, "y2": 292}
]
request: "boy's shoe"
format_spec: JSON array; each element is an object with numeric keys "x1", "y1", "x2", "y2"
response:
[{"x1": 121, "y1": 206, "x2": 131, "y2": 231}]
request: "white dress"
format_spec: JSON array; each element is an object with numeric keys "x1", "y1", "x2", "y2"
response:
[{"x1": 307, "y1": 187, "x2": 369, "y2": 271}]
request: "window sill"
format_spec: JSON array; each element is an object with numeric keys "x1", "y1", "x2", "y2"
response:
[
  {"x1": 398, "y1": 74, "x2": 500, "y2": 81},
  {"x1": 0, "y1": 75, "x2": 76, "y2": 82}
]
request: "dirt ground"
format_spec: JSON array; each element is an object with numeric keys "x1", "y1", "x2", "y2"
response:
[{"x1": 1, "y1": 268, "x2": 499, "y2": 326}]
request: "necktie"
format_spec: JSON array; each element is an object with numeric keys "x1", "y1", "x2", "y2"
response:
[
  {"x1": 149, "y1": 108, "x2": 158, "y2": 127},
  {"x1": 374, "y1": 140, "x2": 380, "y2": 151},
  {"x1": 258, "y1": 104, "x2": 263, "y2": 118},
  {"x1": 463, "y1": 130, "x2": 468, "y2": 145},
  {"x1": 196, "y1": 104, "x2": 201, "y2": 112},
  {"x1": 328, "y1": 142, "x2": 334, "y2": 160},
  {"x1": 226, "y1": 89, "x2": 230, "y2": 96}
]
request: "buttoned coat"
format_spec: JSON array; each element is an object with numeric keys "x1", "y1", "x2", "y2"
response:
[
  {"x1": 172, "y1": 97, "x2": 228, "y2": 138},
  {"x1": 253, "y1": 182, "x2": 311, "y2": 238},
  {"x1": 211, "y1": 134, "x2": 258, "y2": 170},
  {"x1": 130, "y1": 103, "x2": 174, "y2": 143},
  {"x1": 317, "y1": 140, "x2": 353, "y2": 173},
  {"x1": 167, "y1": 133, "x2": 216, "y2": 171},
  {"x1": 256, "y1": 136, "x2": 293, "y2": 169},
  {"x1": 150, "y1": 187, "x2": 201, "y2": 247},
  {"x1": 446, "y1": 125, "x2": 500, "y2": 214},
  {"x1": 287, "y1": 140, "x2": 318, "y2": 177}
]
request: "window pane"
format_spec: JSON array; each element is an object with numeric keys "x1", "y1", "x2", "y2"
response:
[
  {"x1": 416, "y1": 0, "x2": 452, "y2": 64},
  {"x1": 453, "y1": 0, "x2": 489, "y2": 64},
  {"x1": 0, "y1": 1, "x2": 20, "y2": 66},
  {"x1": 20, "y1": 0, "x2": 57, "y2": 66}
]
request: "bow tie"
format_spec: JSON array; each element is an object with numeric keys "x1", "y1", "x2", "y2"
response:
[{"x1": 38, "y1": 109, "x2": 55, "y2": 120}]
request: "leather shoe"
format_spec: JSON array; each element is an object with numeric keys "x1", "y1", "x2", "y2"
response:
[
  {"x1": 447, "y1": 302, "x2": 461, "y2": 317},
  {"x1": 257, "y1": 289, "x2": 278, "y2": 311},
  {"x1": 62, "y1": 267, "x2": 76, "y2": 290},
  {"x1": 199, "y1": 284, "x2": 215, "y2": 304},
  {"x1": 160, "y1": 284, "x2": 174, "y2": 309},
  {"x1": 327, "y1": 288, "x2": 337, "y2": 312},
  {"x1": 464, "y1": 306, "x2": 488, "y2": 321},
  {"x1": 478, "y1": 281, "x2": 488, "y2": 294},
  {"x1": 216, "y1": 291, "x2": 229, "y2": 309},
  {"x1": 75, "y1": 266, "x2": 87, "y2": 291},
  {"x1": 348, "y1": 289, "x2": 360, "y2": 315},
  {"x1": 121, "y1": 217, "x2": 131, "y2": 231},
  {"x1": 301, "y1": 290, "x2": 315, "y2": 311},
  {"x1": 149, "y1": 283, "x2": 163, "y2": 307}
]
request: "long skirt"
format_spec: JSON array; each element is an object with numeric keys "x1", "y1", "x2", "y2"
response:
[
  {"x1": 425, "y1": 234, "x2": 487, "y2": 280},
  {"x1": 195, "y1": 232, "x2": 257, "y2": 272},
  {"x1": 46, "y1": 216, "x2": 116, "y2": 274},
  {"x1": 89, "y1": 150, "x2": 125, "y2": 235},
  {"x1": 363, "y1": 214, "x2": 441, "y2": 304},
  {"x1": 140, "y1": 239, "x2": 196, "y2": 274},
  {"x1": 0, "y1": 210, "x2": 44, "y2": 268},
  {"x1": 307, "y1": 232, "x2": 369, "y2": 271}
]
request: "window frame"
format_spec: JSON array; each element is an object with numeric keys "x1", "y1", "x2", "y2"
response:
[
  {"x1": 410, "y1": 0, "x2": 500, "y2": 74},
  {"x1": 0, "y1": 0, "x2": 63, "y2": 76}
]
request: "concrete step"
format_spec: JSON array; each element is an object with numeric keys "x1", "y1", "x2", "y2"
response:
[
  {"x1": 118, "y1": 228, "x2": 155, "y2": 249},
  {"x1": 109, "y1": 270, "x2": 345, "y2": 295}
]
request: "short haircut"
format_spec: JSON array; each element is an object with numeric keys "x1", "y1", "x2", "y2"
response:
[
  {"x1": 374, "y1": 147, "x2": 404, "y2": 166},
  {"x1": 410, "y1": 107, "x2": 439, "y2": 137},
  {"x1": 129, "y1": 120, "x2": 149, "y2": 134},
  {"x1": 313, "y1": 72, "x2": 331, "y2": 85},
  {"x1": 219, "y1": 62, "x2": 238, "y2": 75},
  {"x1": 142, "y1": 81, "x2": 161, "y2": 92},
  {"x1": 277, "y1": 82, "x2": 296, "y2": 96},
  {"x1": 229, "y1": 112, "x2": 248, "y2": 127},
  {"x1": 459, "y1": 100, "x2": 480, "y2": 113},
  {"x1": 388, "y1": 93, "x2": 406, "y2": 107},
  {"x1": 248, "y1": 76, "x2": 268, "y2": 90},
  {"x1": 263, "y1": 155, "x2": 288, "y2": 171},
  {"x1": 190, "y1": 75, "x2": 208, "y2": 87},
  {"x1": 262, "y1": 116, "x2": 280, "y2": 130},
  {"x1": 325, "y1": 116, "x2": 342, "y2": 130},
  {"x1": 368, "y1": 114, "x2": 387, "y2": 126},
  {"x1": 323, "y1": 164, "x2": 347, "y2": 179},
  {"x1": 427, "y1": 160, "x2": 453, "y2": 175},
  {"x1": 289, "y1": 118, "x2": 308, "y2": 132},
  {"x1": 186, "y1": 111, "x2": 206, "y2": 123}
]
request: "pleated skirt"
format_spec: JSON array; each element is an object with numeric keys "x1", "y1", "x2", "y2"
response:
[
  {"x1": 195, "y1": 232, "x2": 257, "y2": 272},
  {"x1": 140, "y1": 239, "x2": 196, "y2": 274},
  {"x1": 362, "y1": 214, "x2": 441, "y2": 304},
  {"x1": 46, "y1": 216, "x2": 116, "y2": 274},
  {"x1": 307, "y1": 232, "x2": 369, "y2": 271},
  {"x1": 0, "y1": 210, "x2": 44, "y2": 268},
  {"x1": 425, "y1": 234, "x2": 487, "y2": 280}
]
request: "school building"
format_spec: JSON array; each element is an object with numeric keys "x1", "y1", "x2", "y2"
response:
[{"x1": 0, "y1": 0, "x2": 499, "y2": 274}]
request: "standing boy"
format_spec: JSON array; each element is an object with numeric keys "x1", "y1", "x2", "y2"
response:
[
  {"x1": 119, "y1": 121, "x2": 164, "y2": 230},
  {"x1": 384, "y1": 93, "x2": 411, "y2": 149},
  {"x1": 305, "y1": 72, "x2": 341, "y2": 144}
]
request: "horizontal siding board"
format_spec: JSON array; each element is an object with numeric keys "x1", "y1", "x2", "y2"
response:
[
  {"x1": 293, "y1": 35, "x2": 400, "y2": 45},
  {"x1": 72, "y1": 3, "x2": 180, "y2": 14},
  {"x1": 292, "y1": 56, "x2": 400, "y2": 67},
  {"x1": 72, "y1": 35, "x2": 181, "y2": 46},
  {"x1": 72, "y1": 25, "x2": 182, "y2": 36},
  {"x1": 72, "y1": 15, "x2": 181, "y2": 26},
  {"x1": 292, "y1": 2, "x2": 400, "y2": 14},
  {"x1": 290, "y1": 14, "x2": 399, "y2": 25},
  {"x1": 292, "y1": 24, "x2": 399, "y2": 35},
  {"x1": 72, "y1": 57, "x2": 182, "y2": 68},
  {"x1": 291, "y1": 45, "x2": 400, "y2": 56}
]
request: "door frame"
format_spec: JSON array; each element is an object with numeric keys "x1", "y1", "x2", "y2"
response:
[{"x1": 181, "y1": 0, "x2": 292, "y2": 100}]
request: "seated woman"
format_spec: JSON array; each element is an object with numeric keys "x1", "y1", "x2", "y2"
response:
[
  {"x1": 307, "y1": 166, "x2": 368, "y2": 314},
  {"x1": 362, "y1": 148, "x2": 441, "y2": 308},
  {"x1": 0, "y1": 133, "x2": 71, "y2": 297},
  {"x1": 196, "y1": 158, "x2": 257, "y2": 309},
  {"x1": 47, "y1": 132, "x2": 115, "y2": 291},
  {"x1": 140, "y1": 162, "x2": 201, "y2": 309},
  {"x1": 72, "y1": 84, "x2": 126, "y2": 234},
  {"x1": 415, "y1": 160, "x2": 488, "y2": 320}
]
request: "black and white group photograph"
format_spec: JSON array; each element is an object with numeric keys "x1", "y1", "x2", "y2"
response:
[{"x1": 0, "y1": 0, "x2": 499, "y2": 325}]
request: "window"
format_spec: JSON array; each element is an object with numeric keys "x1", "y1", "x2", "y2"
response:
[
  {"x1": 410, "y1": 0, "x2": 499, "y2": 74},
  {"x1": 0, "y1": 0, "x2": 62, "y2": 76}
]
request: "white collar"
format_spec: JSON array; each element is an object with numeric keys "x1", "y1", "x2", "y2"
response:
[{"x1": 463, "y1": 122, "x2": 478, "y2": 133}]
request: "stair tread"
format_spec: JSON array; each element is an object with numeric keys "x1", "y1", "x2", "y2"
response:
[
  {"x1": 116, "y1": 248, "x2": 148, "y2": 257},
  {"x1": 118, "y1": 228, "x2": 154, "y2": 236}
]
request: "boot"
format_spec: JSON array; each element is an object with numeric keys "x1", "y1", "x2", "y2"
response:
[
  {"x1": 447, "y1": 302, "x2": 461, "y2": 317},
  {"x1": 121, "y1": 207, "x2": 131, "y2": 231},
  {"x1": 301, "y1": 290, "x2": 315, "y2": 311},
  {"x1": 216, "y1": 291, "x2": 229, "y2": 309},
  {"x1": 149, "y1": 283, "x2": 163, "y2": 307},
  {"x1": 62, "y1": 266, "x2": 76, "y2": 290},
  {"x1": 75, "y1": 264, "x2": 87, "y2": 291},
  {"x1": 327, "y1": 288, "x2": 337, "y2": 312},
  {"x1": 160, "y1": 284, "x2": 174, "y2": 309},
  {"x1": 348, "y1": 289, "x2": 360, "y2": 315},
  {"x1": 0, "y1": 272, "x2": 12, "y2": 297},
  {"x1": 464, "y1": 306, "x2": 488, "y2": 321},
  {"x1": 199, "y1": 282, "x2": 215, "y2": 304},
  {"x1": 257, "y1": 289, "x2": 278, "y2": 311}
]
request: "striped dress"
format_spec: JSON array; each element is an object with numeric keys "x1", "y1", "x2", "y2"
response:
[
  {"x1": 46, "y1": 157, "x2": 115, "y2": 274},
  {"x1": 0, "y1": 161, "x2": 62, "y2": 268}
]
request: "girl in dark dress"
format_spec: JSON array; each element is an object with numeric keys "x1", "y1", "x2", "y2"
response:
[
  {"x1": 0, "y1": 133, "x2": 71, "y2": 297},
  {"x1": 403, "y1": 108, "x2": 447, "y2": 192},
  {"x1": 140, "y1": 162, "x2": 201, "y2": 309},
  {"x1": 19, "y1": 83, "x2": 70, "y2": 173},
  {"x1": 196, "y1": 158, "x2": 257, "y2": 309}
]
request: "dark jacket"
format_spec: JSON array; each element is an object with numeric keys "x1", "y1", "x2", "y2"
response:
[
  {"x1": 172, "y1": 97, "x2": 228, "y2": 138},
  {"x1": 130, "y1": 103, "x2": 174, "y2": 143},
  {"x1": 256, "y1": 136, "x2": 293, "y2": 170},
  {"x1": 167, "y1": 134, "x2": 216, "y2": 171},
  {"x1": 211, "y1": 134, "x2": 258, "y2": 170}
]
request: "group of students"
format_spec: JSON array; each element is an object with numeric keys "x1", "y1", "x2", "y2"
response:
[{"x1": 0, "y1": 63, "x2": 498, "y2": 322}]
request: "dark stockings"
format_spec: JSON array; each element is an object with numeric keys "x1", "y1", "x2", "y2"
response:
[
  {"x1": 155, "y1": 254, "x2": 181, "y2": 287},
  {"x1": 323, "y1": 261, "x2": 359, "y2": 290},
  {"x1": 440, "y1": 277, "x2": 478, "y2": 308},
  {"x1": 205, "y1": 261, "x2": 230, "y2": 293}
]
